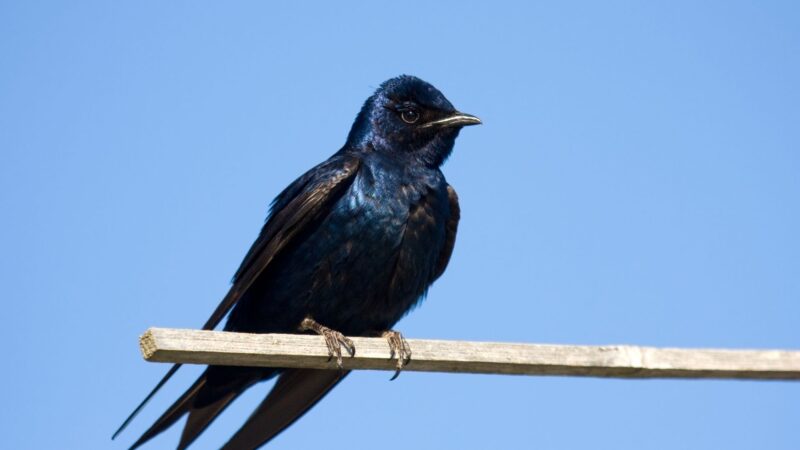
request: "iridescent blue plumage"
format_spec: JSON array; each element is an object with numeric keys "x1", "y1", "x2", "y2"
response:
[{"x1": 120, "y1": 75, "x2": 480, "y2": 449}]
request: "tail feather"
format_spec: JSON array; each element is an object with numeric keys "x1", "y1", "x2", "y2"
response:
[
  {"x1": 128, "y1": 373, "x2": 204, "y2": 450},
  {"x1": 221, "y1": 369, "x2": 349, "y2": 450},
  {"x1": 176, "y1": 389, "x2": 243, "y2": 450},
  {"x1": 113, "y1": 363, "x2": 183, "y2": 440},
  {"x1": 129, "y1": 367, "x2": 274, "y2": 450}
]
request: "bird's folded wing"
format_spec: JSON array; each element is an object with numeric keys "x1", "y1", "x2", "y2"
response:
[
  {"x1": 114, "y1": 155, "x2": 361, "y2": 440},
  {"x1": 207, "y1": 155, "x2": 362, "y2": 330},
  {"x1": 432, "y1": 184, "x2": 460, "y2": 282}
]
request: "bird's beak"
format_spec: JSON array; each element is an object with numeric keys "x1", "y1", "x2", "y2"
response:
[{"x1": 422, "y1": 111, "x2": 482, "y2": 129}]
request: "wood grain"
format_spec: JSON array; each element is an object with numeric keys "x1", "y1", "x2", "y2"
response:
[{"x1": 140, "y1": 328, "x2": 800, "y2": 380}]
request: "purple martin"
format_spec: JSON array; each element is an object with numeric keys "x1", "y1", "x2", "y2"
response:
[{"x1": 114, "y1": 75, "x2": 480, "y2": 449}]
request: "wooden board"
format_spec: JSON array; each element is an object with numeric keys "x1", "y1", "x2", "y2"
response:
[{"x1": 140, "y1": 327, "x2": 800, "y2": 380}]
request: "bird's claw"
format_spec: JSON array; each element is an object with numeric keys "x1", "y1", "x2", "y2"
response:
[
  {"x1": 300, "y1": 317, "x2": 355, "y2": 369},
  {"x1": 322, "y1": 329, "x2": 355, "y2": 368},
  {"x1": 382, "y1": 330, "x2": 411, "y2": 380}
]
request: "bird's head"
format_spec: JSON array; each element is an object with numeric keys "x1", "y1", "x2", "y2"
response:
[{"x1": 345, "y1": 75, "x2": 481, "y2": 167}]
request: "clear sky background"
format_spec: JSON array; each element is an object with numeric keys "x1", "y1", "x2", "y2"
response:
[{"x1": 2, "y1": 1, "x2": 798, "y2": 449}]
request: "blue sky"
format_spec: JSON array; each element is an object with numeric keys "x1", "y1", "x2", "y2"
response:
[{"x1": 2, "y1": 1, "x2": 799, "y2": 449}]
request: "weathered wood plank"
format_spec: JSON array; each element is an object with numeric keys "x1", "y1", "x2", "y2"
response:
[{"x1": 140, "y1": 327, "x2": 800, "y2": 380}]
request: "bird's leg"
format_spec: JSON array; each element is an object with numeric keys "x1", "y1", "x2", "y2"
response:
[
  {"x1": 299, "y1": 317, "x2": 355, "y2": 368},
  {"x1": 382, "y1": 330, "x2": 412, "y2": 380}
]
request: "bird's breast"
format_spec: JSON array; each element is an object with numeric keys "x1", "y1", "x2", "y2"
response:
[{"x1": 303, "y1": 165, "x2": 448, "y2": 332}]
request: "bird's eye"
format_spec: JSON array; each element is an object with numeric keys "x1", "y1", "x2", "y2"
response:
[{"x1": 400, "y1": 109, "x2": 420, "y2": 124}]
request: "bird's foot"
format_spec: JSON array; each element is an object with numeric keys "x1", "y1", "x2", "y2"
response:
[
  {"x1": 382, "y1": 330, "x2": 412, "y2": 380},
  {"x1": 299, "y1": 317, "x2": 355, "y2": 369}
]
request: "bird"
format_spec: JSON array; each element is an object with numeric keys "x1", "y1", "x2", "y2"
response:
[{"x1": 114, "y1": 75, "x2": 481, "y2": 449}]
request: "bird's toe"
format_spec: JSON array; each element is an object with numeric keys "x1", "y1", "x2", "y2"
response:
[
  {"x1": 300, "y1": 317, "x2": 356, "y2": 369},
  {"x1": 382, "y1": 330, "x2": 412, "y2": 380}
]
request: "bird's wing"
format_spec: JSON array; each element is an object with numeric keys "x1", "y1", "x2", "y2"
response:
[
  {"x1": 114, "y1": 155, "x2": 362, "y2": 441},
  {"x1": 210, "y1": 155, "x2": 362, "y2": 330},
  {"x1": 431, "y1": 184, "x2": 460, "y2": 282},
  {"x1": 220, "y1": 369, "x2": 349, "y2": 450}
]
